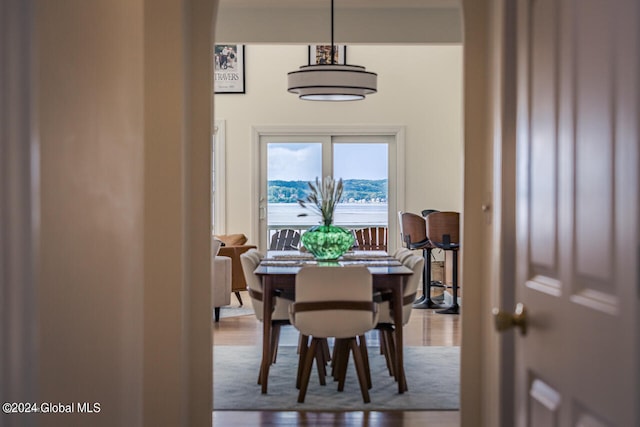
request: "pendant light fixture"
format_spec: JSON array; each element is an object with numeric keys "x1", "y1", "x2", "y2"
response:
[{"x1": 287, "y1": 0, "x2": 377, "y2": 101}]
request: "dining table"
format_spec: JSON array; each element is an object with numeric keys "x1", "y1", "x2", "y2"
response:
[{"x1": 253, "y1": 250, "x2": 413, "y2": 394}]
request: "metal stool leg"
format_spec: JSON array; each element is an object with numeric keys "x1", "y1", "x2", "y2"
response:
[
  {"x1": 437, "y1": 249, "x2": 460, "y2": 314},
  {"x1": 413, "y1": 247, "x2": 443, "y2": 309}
]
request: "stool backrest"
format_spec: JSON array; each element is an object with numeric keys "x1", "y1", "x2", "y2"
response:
[
  {"x1": 426, "y1": 212, "x2": 460, "y2": 248},
  {"x1": 399, "y1": 211, "x2": 428, "y2": 247}
]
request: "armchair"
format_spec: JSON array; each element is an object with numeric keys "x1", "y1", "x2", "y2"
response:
[
  {"x1": 212, "y1": 237, "x2": 232, "y2": 322},
  {"x1": 215, "y1": 233, "x2": 257, "y2": 306}
]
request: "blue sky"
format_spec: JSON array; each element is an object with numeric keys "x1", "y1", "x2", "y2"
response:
[{"x1": 268, "y1": 143, "x2": 388, "y2": 181}]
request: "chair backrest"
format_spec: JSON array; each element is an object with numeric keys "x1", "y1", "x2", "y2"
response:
[
  {"x1": 399, "y1": 211, "x2": 430, "y2": 248},
  {"x1": 353, "y1": 226, "x2": 388, "y2": 251},
  {"x1": 393, "y1": 247, "x2": 414, "y2": 264},
  {"x1": 291, "y1": 266, "x2": 378, "y2": 339},
  {"x1": 240, "y1": 249, "x2": 266, "y2": 319},
  {"x1": 269, "y1": 229, "x2": 301, "y2": 251},
  {"x1": 391, "y1": 247, "x2": 412, "y2": 261},
  {"x1": 426, "y1": 211, "x2": 460, "y2": 248},
  {"x1": 211, "y1": 236, "x2": 223, "y2": 257},
  {"x1": 399, "y1": 254, "x2": 425, "y2": 324}
]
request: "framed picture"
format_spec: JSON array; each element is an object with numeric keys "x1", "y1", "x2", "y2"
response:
[
  {"x1": 214, "y1": 44, "x2": 245, "y2": 94},
  {"x1": 308, "y1": 45, "x2": 347, "y2": 65}
]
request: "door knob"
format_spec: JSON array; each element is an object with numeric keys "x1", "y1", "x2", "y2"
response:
[{"x1": 492, "y1": 303, "x2": 528, "y2": 336}]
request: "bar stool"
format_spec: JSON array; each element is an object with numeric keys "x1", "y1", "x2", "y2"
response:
[
  {"x1": 398, "y1": 211, "x2": 442, "y2": 309},
  {"x1": 426, "y1": 211, "x2": 460, "y2": 315}
]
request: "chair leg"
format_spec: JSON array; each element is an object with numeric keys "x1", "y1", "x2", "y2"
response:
[
  {"x1": 335, "y1": 338, "x2": 349, "y2": 383},
  {"x1": 385, "y1": 327, "x2": 407, "y2": 389},
  {"x1": 321, "y1": 338, "x2": 332, "y2": 364},
  {"x1": 296, "y1": 335, "x2": 309, "y2": 389},
  {"x1": 298, "y1": 338, "x2": 319, "y2": 403},
  {"x1": 382, "y1": 327, "x2": 397, "y2": 380},
  {"x1": 314, "y1": 342, "x2": 327, "y2": 386},
  {"x1": 331, "y1": 339, "x2": 346, "y2": 380},
  {"x1": 379, "y1": 326, "x2": 395, "y2": 378},
  {"x1": 358, "y1": 335, "x2": 372, "y2": 390},
  {"x1": 335, "y1": 339, "x2": 351, "y2": 392},
  {"x1": 350, "y1": 338, "x2": 371, "y2": 403},
  {"x1": 234, "y1": 291, "x2": 243, "y2": 306},
  {"x1": 214, "y1": 307, "x2": 221, "y2": 322}
]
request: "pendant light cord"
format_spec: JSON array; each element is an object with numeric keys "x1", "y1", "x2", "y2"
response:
[{"x1": 330, "y1": 0, "x2": 335, "y2": 65}]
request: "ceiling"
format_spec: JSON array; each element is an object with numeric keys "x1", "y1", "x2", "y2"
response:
[
  {"x1": 215, "y1": 0, "x2": 462, "y2": 44},
  {"x1": 217, "y1": 0, "x2": 460, "y2": 9}
]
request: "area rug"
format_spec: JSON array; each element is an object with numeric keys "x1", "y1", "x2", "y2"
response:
[
  {"x1": 219, "y1": 305, "x2": 255, "y2": 319},
  {"x1": 213, "y1": 345, "x2": 459, "y2": 411}
]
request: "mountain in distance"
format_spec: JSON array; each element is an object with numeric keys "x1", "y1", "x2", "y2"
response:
[{"x1": 268, "y1": 179, "x2": 388, "y2": 203}]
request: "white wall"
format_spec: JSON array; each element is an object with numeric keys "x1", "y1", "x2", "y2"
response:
[
  {"x1": 215, "y1": 44, "x2": 463, "y2": 243},
  {"x1": 36, "y1": 2, "x2": 144, "y2": 425},
  {"x1": 29, "y1": 1, "x2": 214, "y2": 426}
]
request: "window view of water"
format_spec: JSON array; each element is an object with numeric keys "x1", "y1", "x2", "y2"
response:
[
  {"x1": 266, "y1": 141, "x2": 389, "y2": 233},
  {"x1": 269, "y1": 203, "x2": 388, "y2": 227}
]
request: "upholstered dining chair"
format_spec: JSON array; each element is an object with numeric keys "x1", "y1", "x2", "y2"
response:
[
  {"x1": 399, "y1": 211, "x2": 441, "y2": 309},
  {"x1": 425, "y1": 211, "x2": 460, "y2": 315},
  {"x1": 289, "y1": 265, "x2": 379, "y2": 403},
  {"x1": 392, "y1": 247, "x2": 413, "y2": 264},
  {"x1": 240, "y1": 249, "x2": 293, "y2": 382},
  {"x1": 375, "y1": 252, "x2": 424, "y2": 383}
]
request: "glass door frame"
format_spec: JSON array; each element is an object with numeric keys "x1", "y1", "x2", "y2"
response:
[
  {"x1": 259, "y1": 135, "x2": 331, "y2": 250},
  {"x1": 252, "y1": 125, "x2": 406, "y2": 252}
]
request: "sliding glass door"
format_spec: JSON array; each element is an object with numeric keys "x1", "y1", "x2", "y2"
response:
[{"x1": 259, "y1": 134, "x2": 394, "y2": 250}]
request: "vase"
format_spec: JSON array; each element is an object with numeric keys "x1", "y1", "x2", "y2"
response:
[{"x1": 301, "y1": 225, "x2": 354, "y2": 261}]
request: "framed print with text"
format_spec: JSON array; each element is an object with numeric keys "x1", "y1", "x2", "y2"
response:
[
  {"x1": 214, "y1": 44, "x2": 245, "y2": 94},
  {"x1": 308, "y1": 45, "x2": 346, "y2": 65}
]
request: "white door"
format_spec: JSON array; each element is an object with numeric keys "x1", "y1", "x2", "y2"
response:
[{"x1": 509, "y1": 0, "x2": 639, "y2": 425}]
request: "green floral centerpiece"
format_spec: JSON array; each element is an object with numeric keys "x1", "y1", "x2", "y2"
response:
[{"x1": 298, "y1": 176, "x2": 355, "y2": 260}]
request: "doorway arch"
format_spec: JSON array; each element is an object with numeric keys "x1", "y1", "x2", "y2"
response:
[{"x1": 209, "y1": 1, "x2": 500, "y2": 426}]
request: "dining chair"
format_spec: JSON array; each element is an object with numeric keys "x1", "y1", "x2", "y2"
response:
[
  {"x1": 289, "y1": 265, "x2": 379, "y2": 403},
  {"x1": 399, "y1": 211, "x2": 441, "y2": 309},
  {"x1": 392, "y1": 247, "x2": 413, "y2": 264},
  {"x1": 269, "y1": 228, "x2": 301, "y2": 251},
  {"x1": 240, "y1": 249, "x2": 293, "y2": 382},
  {"x1": 425, "y1": 211, "x2": 460, "y2": 315},
  {"x1": 375, "y1": 252, "x2": 424, "y2": 384},
  {"x1": 353, "y1": 226, "x2": 388, "y2": 251}
]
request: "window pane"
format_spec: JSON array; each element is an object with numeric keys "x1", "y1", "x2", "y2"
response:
[
  {"x1": 267, "y1": 143, "x2": 322, "y2": 228},
  {"x1": 333, "y1": 143, "x2": 388, "y2": 227}
]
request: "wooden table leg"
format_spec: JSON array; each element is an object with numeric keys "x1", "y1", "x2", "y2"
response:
[
  {"x1": 393, "y1": 276, "x2": 408, "y2": 393},
  {"x1": 260, "y1": 276, "x2": 274, "y2": 394}
]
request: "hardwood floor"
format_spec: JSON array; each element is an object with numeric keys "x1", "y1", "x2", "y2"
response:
[{"x1": 213, "y1": 291, "x2": 461, "y2": 426}]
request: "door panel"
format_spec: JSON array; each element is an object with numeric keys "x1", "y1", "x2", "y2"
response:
[
  {"x1": 529, "y1": 0, "x2": 558, "y2": 272},
  {"x1": 529, "y1": 379, "x2": 561, "y2": 427},
  {"x1": 514, "y1": 0, "x2": 639, "y2": 426}
]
